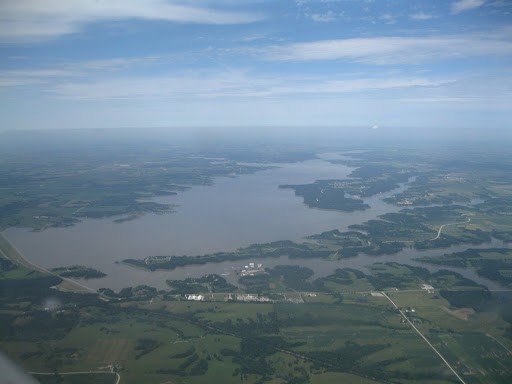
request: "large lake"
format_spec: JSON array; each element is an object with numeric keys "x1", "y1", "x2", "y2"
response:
[{"x1": 3, "y1": 154, "x2": 509, "y2": 291}]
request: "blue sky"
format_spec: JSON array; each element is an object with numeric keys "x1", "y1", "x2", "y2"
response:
[{"x1": 1, "y1": 0, "x2": 511, "y2": 131}]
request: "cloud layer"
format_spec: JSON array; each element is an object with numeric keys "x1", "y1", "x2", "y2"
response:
[
  {"x1": 451, "y1": 0, "x2": 485, "y2": 14},
  {"x1": 48, "y1": 72, "x2": 446, "y2": 100},
  {"x1": 258, "y1": 31, "x2": 512, "y2": 64},
  {"x1": 0, "y1": 0, "x2": 260, "y2": 42},
  {"x1": 1, "y1": 0, "x2": 511, "y2": 130}
]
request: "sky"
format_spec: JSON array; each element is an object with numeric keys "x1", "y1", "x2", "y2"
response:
[{"x1": 0, "y1": 0, "x2": 511, "y2": 131}]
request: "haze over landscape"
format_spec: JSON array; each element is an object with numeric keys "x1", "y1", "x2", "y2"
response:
[{"x1": 1, "y1": 1, "x2": 512, "y2": 384}]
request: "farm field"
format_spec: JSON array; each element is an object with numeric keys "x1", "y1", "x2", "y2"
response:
[
  {"x1": 2, "y1": 256, "x2": 512, "y2": 384},
  {"x1": 1, "y1": 136, "x2": 512, "y2": 383}
]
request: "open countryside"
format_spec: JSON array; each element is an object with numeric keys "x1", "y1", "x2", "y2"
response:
[{"x1": 1, "y1": 131, "x2": 512, "y2": 383}]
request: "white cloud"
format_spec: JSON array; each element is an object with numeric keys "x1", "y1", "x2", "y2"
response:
[
  {"x1": 50, "y1": 70, "x2": 264, "y2": 100},
  {"x1": 257, "y1": 31, "x2": 512, "y2": 64},
  {"x1": 0, "y1": 56, "x2": 173, "y2": 89},
  {"x1": 0, "y1": 0, "x2": 261, "y2": 42},
  {"x1": 310, "y1": 11, "x2": 337, "y2": 22},
  {"x1": 47, "y1": 71, "x2": 447, "y2": 100},
  {"x1": 0, "y1": 69, "x2": 76, "y2": 87},
  {"x1": 410, "y1": 12, "x2": 433, "y2": 20},
  {"x1": 451, "y1": 0, "x2": 485, "y2": 14},
  {"x1": 400, "y1": 97, "x2": 473, "y2": 103},
  {"x1": 379, "y1": 13, "x2": 394, "y2": 21}
]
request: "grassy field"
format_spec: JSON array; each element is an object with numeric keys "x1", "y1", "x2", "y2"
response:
[
  {"x1": 2, "y1": 269, "x2": 512, "y2": 383},
  {"x1": 2, "y1": 142, "x2": 512, "y2": 382},
  {"x1": 32, "y1": 373, "x2": 118, "y2": 384},
  {"x1": 3, "y1": 249, "x2": 512, "y2": 384},
  {"x1": 383, "y1": 290, "x2": 512, "y2": 384}
]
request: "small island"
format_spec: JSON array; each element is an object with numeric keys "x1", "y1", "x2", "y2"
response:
[
  {"x1": 279, "y1": 180, "x2": 369, "y2": 211},
  {"x1": 51, "y1": 265, "x2": 107, "y2": 279}
]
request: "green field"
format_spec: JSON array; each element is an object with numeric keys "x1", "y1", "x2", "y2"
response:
[
  {"x1": 2, "y1": 137, "x2": 512, "y2": 383},
  {"x1": 3, "y1": 255, "x2": 512, "y2": 384}
]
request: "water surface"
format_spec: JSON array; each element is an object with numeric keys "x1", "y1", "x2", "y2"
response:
[{"x1": 4, "y1": 155, "x2": 509, "y2": 291}]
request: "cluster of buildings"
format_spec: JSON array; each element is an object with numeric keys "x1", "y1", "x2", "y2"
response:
[
  {"x1": 234, "y1": 294, "x2": 272, "y2": 302},
  {"x1": 239, "y1": 262, "x2": 264, "y2": 276},
  {"x1": 186, "y1": 294, "x2": 204, "y2": 301},
  {"x1": 420, "y1": 283, "x2": 435, "y2": 293}
]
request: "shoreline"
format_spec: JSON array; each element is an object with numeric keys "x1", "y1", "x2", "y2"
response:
[{"x1": 0, "y1": 232, "x2": 96, "y2": 294}]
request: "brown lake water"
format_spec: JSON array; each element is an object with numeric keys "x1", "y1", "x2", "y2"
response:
[{"x1": 3, "y1": 154, "x2": 509, "y2": 291}]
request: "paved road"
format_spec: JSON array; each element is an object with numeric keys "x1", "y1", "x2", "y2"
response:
[
  {"x1": 0, "y1": 233, "x2": 96, "y2": 294},
  {"x1": 486, "y1": 333, "x2": 512, "y2": 355},
  {"x1": 381, "y1": 291, "x2": 467, "y2": 384},
  {"x1": 431, "y1": 217, "x2": 471, "y2": 241}
]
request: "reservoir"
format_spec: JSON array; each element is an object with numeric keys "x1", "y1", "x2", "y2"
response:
[{"x1": 3, "y1": 154, "x2": 508, "y2": 291}]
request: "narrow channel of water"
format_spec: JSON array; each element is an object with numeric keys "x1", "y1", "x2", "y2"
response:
[{"x1": 109, "y1": 238, "x2": 509, "y2": 291}]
